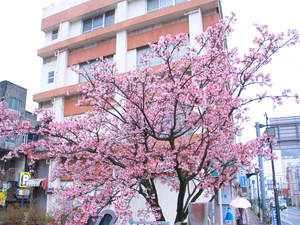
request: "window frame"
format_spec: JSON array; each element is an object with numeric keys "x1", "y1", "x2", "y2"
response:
[
  {"x1": 147, "y1": 0, "x2": 187, "y2": 13},
  {"x1": 82, "y1": 9, "x2": 115, "y2": 34},
  {"x1": 5, "y1": 134, "x2": 17, "y2": 144},
  {"x1": 52, "y1": 29, "x2": 58, "y2": 40},
  {"x1": 8, "y1": 97, "x2": 21, "y2": 111},
  {"x1": 48, "y1": 71, "x2": 54, "y2": 84},
  {"x1": 136, "y1": 38, "x2": 189, "y2": 70},
  {"x1": 136, "y1": 45, "x2": 161, "y2": 70},
  {"x1": 79, "y1": 55, "x2": 114, "y2": 83},
  {"x1": 23, "y1": 133, "x2": 39, "y2": 143}
]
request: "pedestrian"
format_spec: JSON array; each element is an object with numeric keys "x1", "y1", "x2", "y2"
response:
[{"x1": 235, "y1": 207, "x2": 250, "y2": 225}]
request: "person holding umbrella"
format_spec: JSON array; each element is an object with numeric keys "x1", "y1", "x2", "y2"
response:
[{"x1": 229, "y1": 198, "x2": 251, "y2": 225}]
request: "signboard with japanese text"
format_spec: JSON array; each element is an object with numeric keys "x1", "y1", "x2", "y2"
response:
[
  {"x1": 16, "y1": 188, "x2": 31, "y2": 196},
  {"x1": 272, "y1": 208, "x2": 278, "y2": 225},
  {"x1": 238, "y1": 169, "x2": 247, "y2": 187}
]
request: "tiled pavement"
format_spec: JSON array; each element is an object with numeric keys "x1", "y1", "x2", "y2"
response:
[{"x1": 248, "y1": 209, "x2": 266, "y2": 224}]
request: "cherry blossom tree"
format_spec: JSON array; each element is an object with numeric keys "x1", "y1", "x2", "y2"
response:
[
  {"x1": 0, "y1": 99, "x2": 33, "y2": 140},
  {"x1": 7, "y1": 14, "x2": 300, "y2": 224}
]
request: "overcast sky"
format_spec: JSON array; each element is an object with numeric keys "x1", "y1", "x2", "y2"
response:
[{"x1": 0, "y1": 0, "x2": 299, "y2": 142}]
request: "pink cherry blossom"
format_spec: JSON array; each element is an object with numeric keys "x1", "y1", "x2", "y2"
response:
[{"x1": 3, "y1": 13, "x2": 300, "y2": 224}]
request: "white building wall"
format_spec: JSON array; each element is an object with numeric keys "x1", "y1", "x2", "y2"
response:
[
  {"x1": 115, "y1": 1, "x2": 128, "y2": 22},
  {"x1": 59, "y1": 21, "x2": 71, "y2": 41},
  {"x1": 116, "y1": 31, "x2": 128, "y2": 73},
  {"x1": 188, "y1": 8, "x2": 203, "y2": 50},
  {"x1": 65, "y1": 67, "x2": 79, "y2": 86},
  {"x1": 52, "y1": 97, "x2": 65, "y2": 122},
  {"x1": 127, "y1": 0, "x2": 146, "y2": 19},
  {"x1": 55, "y1": 49, "x2": 68, "y2": 89},
  {"x1": 40, "y1": 60, "x2": 57, "y2": 92},
  {"x1": 69, "y1": 20, "x2": 82, "y2": 38},
  {"x1": 126, "y1": 49, "x2": 138, "y2": 71},
  {"x1": 44, "y1": 30, "x2": 60, "y2": 46},
  {"x1": 42, "y1": 0, "x2": 89, "y2": 18}
]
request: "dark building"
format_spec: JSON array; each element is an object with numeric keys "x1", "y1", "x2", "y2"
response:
[{"x1": 0, "y1": 80, "x2": 48, "y2": 209}]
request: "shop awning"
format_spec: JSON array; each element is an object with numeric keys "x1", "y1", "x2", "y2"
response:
[{"x1": 26, "y1": 178, "x2": 46, "y2": 187}]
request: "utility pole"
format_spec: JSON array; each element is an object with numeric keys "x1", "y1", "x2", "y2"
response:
[{"x1": 255, "y1": 122, "x2": 267, "y2": 222}]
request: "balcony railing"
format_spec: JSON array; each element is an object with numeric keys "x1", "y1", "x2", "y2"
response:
[{"x1": 0, "y1": 168, "x2": 23, "y2": 186}]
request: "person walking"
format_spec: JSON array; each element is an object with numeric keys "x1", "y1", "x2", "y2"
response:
[{"x1": 235, "y1": 208, "x2": 250, "y2": 225}]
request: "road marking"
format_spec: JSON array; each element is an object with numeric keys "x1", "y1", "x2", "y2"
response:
[{"x1": 281, "y1": 219, "x2": 297, "y2": 225}]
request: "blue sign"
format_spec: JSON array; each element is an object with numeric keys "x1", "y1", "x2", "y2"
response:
[
  {"x1": 240, "y1": 176, "x2": 247, "y2": 187},
  {"x1": 272, "y1": 208, "x2": 278, "y2": 225}
]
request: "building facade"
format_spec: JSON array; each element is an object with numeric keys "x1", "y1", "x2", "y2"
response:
[
  {"x1": 0, "y1": 80, "x2": 48, "y2": 209},
  {"x1": 33, "y1": 0, "x2": 221, "y2": 222}
]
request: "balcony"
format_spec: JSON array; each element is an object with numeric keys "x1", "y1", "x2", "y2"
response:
[{"x1": 0, "y1": 168, "x2": 23, "y2": 186}]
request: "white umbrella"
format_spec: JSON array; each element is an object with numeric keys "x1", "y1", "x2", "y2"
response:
[{"x1": 229, "y1": 198, "x2": 251, "y2": 208}]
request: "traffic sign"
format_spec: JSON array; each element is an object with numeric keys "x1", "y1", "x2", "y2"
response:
[{"x1": 18, "y1": 172, "x2": 31, "y2": 188}]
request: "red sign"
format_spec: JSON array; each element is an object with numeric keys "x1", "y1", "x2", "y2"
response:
[{"x1": 282, "y1": 188, "x2": 288, "y2": 194}]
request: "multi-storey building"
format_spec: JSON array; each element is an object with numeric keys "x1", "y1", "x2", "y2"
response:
[
  {"x1": 0, "y1": 80, "x2": 48, "y2": 209},
  {"x1": 33, "y1": 0, "x2": 221, "y2": 222}
]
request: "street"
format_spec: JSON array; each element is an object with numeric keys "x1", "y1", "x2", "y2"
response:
[{"x1": 278, "y1": 207, "x2": 300, "y2": 225}]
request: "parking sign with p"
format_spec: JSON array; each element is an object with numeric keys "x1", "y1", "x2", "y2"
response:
[{"x1": 18, "y1": 172, "x2": 31, "y2": 188}]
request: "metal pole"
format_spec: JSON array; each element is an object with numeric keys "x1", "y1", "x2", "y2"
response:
[
  {"x1": 218, "y1": 189, "x2": 223, "y2": 225},
  {"x1": 255, "y1": 122, "x2": 267, "y2": 222},
  {"x1": 270, "y1": 143, "x2": 281, "y2": 225},
  {"x1": 256, "y1": 173, "x2": 260, "y2": 209}
]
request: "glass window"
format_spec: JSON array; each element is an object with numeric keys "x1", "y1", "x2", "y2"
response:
[
  {"x1": 48, "y1": 71, "x2": 54, "y2": 84},
  {"x1": 93, "y1": 14, "x2": 103, "y2": 30},
  {"x1": 6, "y1": 135, "x2": 17, "y2": 144},
  {"x1": 52, "y1": 29, "x2": 58, "y2": 40},
  {"x1": 147, "y1": 0, "x2": 187, "y2": 13},
  {"x1": 105, "y1": 10, "x2": 115, "y2": 27},
  {"x1": 137, "y1": 46, "x2": 161, "y2": 69},
  {"x1": 79, "y1": 56, "x2": 114, "y2": 83},
  {"x1": 175, "y1": 0, "x2": 187, "y2": 4},
  {"x1": 82, "y1": 10, "x2": 115, "y2": 34},
  {"x1": 9, "y1": 97, "x2": 21, "y2": 111},
  {"x1": 23, "y1": 134, "x2": 39, "y2": 143},
  {"x1": 83, "y1": 18, "x2": 93, "y2": 33},
  {"x1": 147, "y1": 0, "x2": 159, "y2": 13},
  {"x1": 160, "y1": 0, "x2": 172, "y2": 9}
]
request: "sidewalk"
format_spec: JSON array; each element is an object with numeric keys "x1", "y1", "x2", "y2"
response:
[{"x1": 248, "y1": 209, "x2": 266, "y2": 224}]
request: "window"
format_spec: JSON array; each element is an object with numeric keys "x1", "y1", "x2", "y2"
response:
[
  {"x1": 52, "y1": 29, "x2": 58, "y2": 40},
  {"x1": 79, "y1": 56, "x2": 114, "y2": 83},
  {"x1": 136, "y1": 40, "x2": 188, "y2": 69},
  {"x1": 266, "y1": 180, "x2": 273, "y2": 190},
  {"x1": 147, "y1": 0, "x2": 187, "y2": 13},
  {"x1": 48, "y1": 71, "x2": 54, "y2": 83},
  {"x1": 6, "y1": 135, "x2": 17, "y2": 144},
  {"x1": 9, "y1": 97, "x2": 21, "y2": 111},
  {"x1": 137, "y1": 46, "x2": 161, "y2": 69},
  {"x1": 82, "y1": 10, "x2": 115, "y2": 33},
  {"x1": 23, "y1": 133, "x2": 39, "y2": 143}
]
